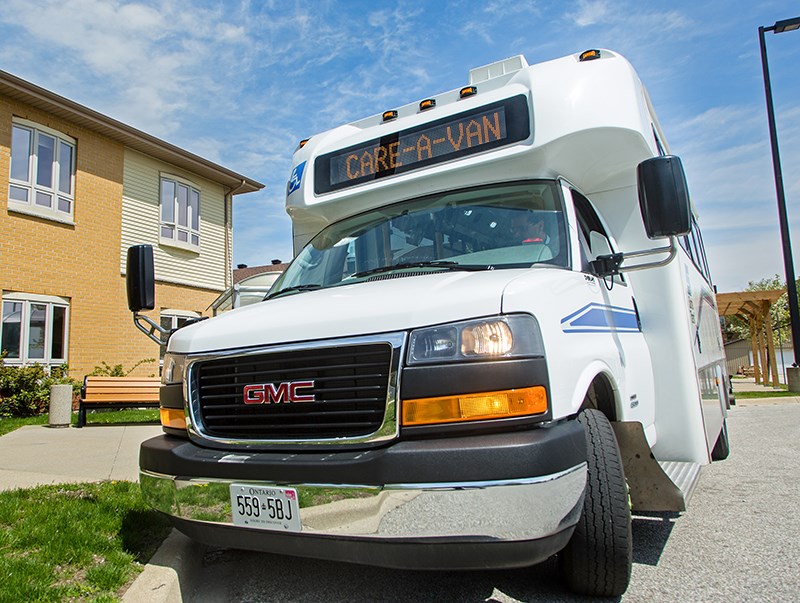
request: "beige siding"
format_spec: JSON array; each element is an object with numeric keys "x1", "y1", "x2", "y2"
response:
[{"x1": 121, "y1": 149, "x2": 228, "y2": 291}]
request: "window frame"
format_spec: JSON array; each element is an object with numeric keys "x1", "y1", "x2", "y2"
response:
[
  {"x1": 8, "y1": 119, "x2": 76, "y2": 224},
  {"x1": 571, "y1": 188, "x2": 626, "y2": 285},
  {"x1": 158, "y1": 309, "x2": 200, "y2": 359},
  {"x1": 0, "y1": 293, "x2": 70, "y2": 367},
  {"x1": 159, "y1": 175, "x2": 201, "y2": 252},
  {"x1": 680, "y1": 217, "x2": 712, "y2": 284}
]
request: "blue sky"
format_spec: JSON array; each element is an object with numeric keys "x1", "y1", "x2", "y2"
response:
[{"x1": 1, "y1": 0, "x2": 798, "y2": 293}]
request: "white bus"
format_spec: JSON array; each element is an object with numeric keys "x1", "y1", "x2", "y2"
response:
[{"x1": 129, "y1": 49, "x2": 730, "y2": 597}]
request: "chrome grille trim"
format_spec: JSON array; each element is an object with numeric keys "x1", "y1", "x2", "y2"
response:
[{"x1": 185, "y1": 333, "x2": 405, "y2": 448}]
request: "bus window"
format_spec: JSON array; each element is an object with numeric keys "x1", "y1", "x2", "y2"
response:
[{"x1": 271, "y1": 181, "x2": 569, "y2": 297}]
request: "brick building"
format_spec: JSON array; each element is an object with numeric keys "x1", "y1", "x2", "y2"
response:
[{"x1": 0, "y1": 69, "x2": 263, "y2": 377}]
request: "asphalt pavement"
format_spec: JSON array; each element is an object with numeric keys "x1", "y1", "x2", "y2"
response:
[{"x1": 152, "y1": 400, "x2": 800, "y2": 603}]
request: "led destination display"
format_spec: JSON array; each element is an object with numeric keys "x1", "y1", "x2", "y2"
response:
[{"x1": 314, "y1": 95, "x2": 530, "y2": 194}]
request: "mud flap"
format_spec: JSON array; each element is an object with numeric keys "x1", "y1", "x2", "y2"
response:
[{"x1": 611, "y1": 422, "x2": 701, "y2": 512}]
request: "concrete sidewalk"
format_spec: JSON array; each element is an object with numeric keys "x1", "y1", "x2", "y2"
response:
[
  {"x1": 0, "y1": 422, "x2": 198, "y2": 602},
  {"x1": 731, "y1": 376, "x2": 787, "y2": 393},
  {"x1": 0, "y1": 423, "x2": 161, "y2": 491},
  {"x1": 730, "y1": 377, "x2": 800, "y2": 404}
]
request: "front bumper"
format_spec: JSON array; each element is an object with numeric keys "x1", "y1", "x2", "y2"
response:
[{"x1": 140, "y1": 420, "x2": 587, "y2": 570}]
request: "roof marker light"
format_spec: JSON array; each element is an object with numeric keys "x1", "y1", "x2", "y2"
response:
[
  {"x1": 297, "y1": 138, "x2": 310, "y2": 150},
  {"x1": 579, "y1": 49, "x2": 601, "y2": 62},
  {"x1": 459, "y1": 86, "x2": 478, "y2": 99},
  {"x1": 382, "y1": 110, "x2": 398, "y2": 122},
  {"x1": 419, "y1": 98, "x2": 436, "y2": 111}
]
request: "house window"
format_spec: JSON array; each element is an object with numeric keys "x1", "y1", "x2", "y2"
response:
[
  {"x1": 160, "y1": 177, "x2": 200, "y2": 249},
  {"x1": 8, "y1": 121, "x2": 76, "y2": 221},
  {"x1": 0, "y1": 294, "x2": 69, "y2": 366},
  {"x1": 159, "y1": 309, "x2": 200, "y2": 358}
]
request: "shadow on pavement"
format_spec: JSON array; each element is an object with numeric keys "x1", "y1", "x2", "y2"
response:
[{"x1": 631, "y1": 512, "x2": 678, "y2": 566}]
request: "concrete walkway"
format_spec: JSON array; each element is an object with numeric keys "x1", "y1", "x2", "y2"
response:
[
  {"x1": 731, "y1": 376, "x2": 786, "y2": 393},
  {"x1": 0, "y1": 423, "x2": 161, "y2": 492},
  {"x1": 731, "y1": 376, "x2": 800, "y2": 404},
  {"x1": 0, "y1": 422, "x2": 195, "y2": 602}
]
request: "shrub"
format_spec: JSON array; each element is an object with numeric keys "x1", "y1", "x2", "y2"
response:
[
  {"x1": 0, "y1": 354, "x2": 77, "y2": 418},
  {"x1": 89, "y1": 358, "x2": 157, "y2": 377}
]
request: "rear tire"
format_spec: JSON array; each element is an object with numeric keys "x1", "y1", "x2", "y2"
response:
[
  {"x1": 711, "y1": 418, "x2": 730, "y2": 461},
  {"x1": 559, "y1": 409, "x2": 632, "y2": 597}
]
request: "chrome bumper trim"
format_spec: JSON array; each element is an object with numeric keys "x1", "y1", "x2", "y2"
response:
[{"x1": 140, "y1": 462, "x2": 586, "y2": 541}]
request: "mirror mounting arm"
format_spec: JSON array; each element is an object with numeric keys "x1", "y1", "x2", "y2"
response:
[
  {"x1": 133, "y1": 313, "x2": 171, "y2": 345},
  {"x1": 592, "y1": 237, "x2": 677, "y2": 278}
]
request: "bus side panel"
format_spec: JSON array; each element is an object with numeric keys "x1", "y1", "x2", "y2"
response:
[
  {"x1": 592, "y1": 186, "x2": 715, "y2": 465},
  {"x1": 502, "y1": 269, "x2": 653, "y2": 427},
  {"x1": 679, "y1": 256, "x2": 727, "y2": 450},
  {"x1": 627, "y1": 262, "x2": 711, "y2": 464}
]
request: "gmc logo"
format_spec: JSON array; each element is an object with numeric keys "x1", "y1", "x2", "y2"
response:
[{"x1": 243, "y1": 380, "x2": 315, "y2": 404}]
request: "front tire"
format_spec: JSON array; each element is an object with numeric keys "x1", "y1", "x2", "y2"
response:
[{"x1": 559, "y1": 409, "x2": 632, "y2": 597}]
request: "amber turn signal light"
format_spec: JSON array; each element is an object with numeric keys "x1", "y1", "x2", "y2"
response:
[
  {"x1": 402, "y1": 386, "x2": 547, "y2": 426},
  {"x1": 160, "y1": 407, "x2": 186, "y2": 430}
]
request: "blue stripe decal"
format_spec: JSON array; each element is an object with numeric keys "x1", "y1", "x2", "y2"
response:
[{"x1": 561, "y1": 303, "x2": 640, "y2": 333}]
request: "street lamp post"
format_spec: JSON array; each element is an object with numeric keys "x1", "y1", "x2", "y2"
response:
[{"x1": 759, "y1": 16, "x2": 800, "y2": 390}]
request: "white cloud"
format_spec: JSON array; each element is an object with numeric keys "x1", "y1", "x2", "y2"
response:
[
  {"x1": 458, "y1": 0, "x2": 541, "y2": 45},
  {"x1": 1, "y1": 0, "x2": 797, "y2": 287},
  {"x1": 660, "y1": 100, "x2": 800, "y2": 291},
  {"x1": 705, "y1": 233, "x2": 785, "y2": 293},
  {"x1": 558, "y1": 2, "x2": 695, "y2": 67},
  {"x1": 483, "y1": 0, "x2": 540, "y2": 17},
  {"x1": 0, "y1": 0, "x2": 256, "y2": 135},
  {"x1": 567, "y1": 0, "x2": 610, "y2": 27}
]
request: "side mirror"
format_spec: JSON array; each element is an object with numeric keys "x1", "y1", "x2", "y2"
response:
[
  {"x1": 126, "y1": 245, "x2": 155, "y2": 312},
  {"x1": 637, "y1": 155, "x2": 691, "y2": 239}
]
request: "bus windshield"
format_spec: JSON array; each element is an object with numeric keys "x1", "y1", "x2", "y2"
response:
[{"x1": 270, "y1": 181, "x2": 568, "y2": 299}]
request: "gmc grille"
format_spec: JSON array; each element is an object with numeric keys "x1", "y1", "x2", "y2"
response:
[{"x1": 192, "y1": 343, "x2": 393, "y2": 440}]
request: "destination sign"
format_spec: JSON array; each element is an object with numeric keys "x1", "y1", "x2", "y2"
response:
[{"x1": 314, "y1": 95, "x2": 530, "y2": 194}]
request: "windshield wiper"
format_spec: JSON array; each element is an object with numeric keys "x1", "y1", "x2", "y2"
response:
[
  {"x1": 349, "y1": 261, "x2": 492, "y2": 279},
  {"x1": 266, "y1": 284, "x2": 323, "y2": 300}
]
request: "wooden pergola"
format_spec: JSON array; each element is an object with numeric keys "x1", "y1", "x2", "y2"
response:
[{"x1": 716, "y1": 289, "x2": 786, "y2": 386}]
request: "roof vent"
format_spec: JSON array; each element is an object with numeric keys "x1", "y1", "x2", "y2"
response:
[{"x1": 469, "y1": 55, "x2": 528, "y2": 85}]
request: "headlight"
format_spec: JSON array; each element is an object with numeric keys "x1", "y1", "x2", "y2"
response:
[
  {"x1": 162, "y1": 353, "x2": 187, "y2": 385},
  {"x1": 407, "y1": 315, "x2": 544, "y2": 365}
]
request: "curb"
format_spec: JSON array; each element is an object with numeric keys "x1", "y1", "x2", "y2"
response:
[{"x1": 122, "y1": 529, "x2": 204, "y2": 603}]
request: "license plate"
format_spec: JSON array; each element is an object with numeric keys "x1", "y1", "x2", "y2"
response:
[{"x1": 229, "y1": 484, "x2": 302, "y2": 532}]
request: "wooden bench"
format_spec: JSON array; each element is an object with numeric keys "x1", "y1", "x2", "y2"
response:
[{"x1": 77, "y1": 376, "x2": 160, "y2": 427}]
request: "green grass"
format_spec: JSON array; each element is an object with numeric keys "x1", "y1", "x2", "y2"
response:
[
  {"x1": 0, "y1": 415, "x2": 48, "y2": 437},
  {"x1": 0, "y1": 409, "x2": 160, "y2": 437},
  {"x1": 78, "y1": 408, "x2": 160, "y2": 426},
  {"x1": 0, "y1": 481, "x2": 171, "y2": 602},
  {"x1": 735, "y1": 389, "x2": 799, "y2": 399}
]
